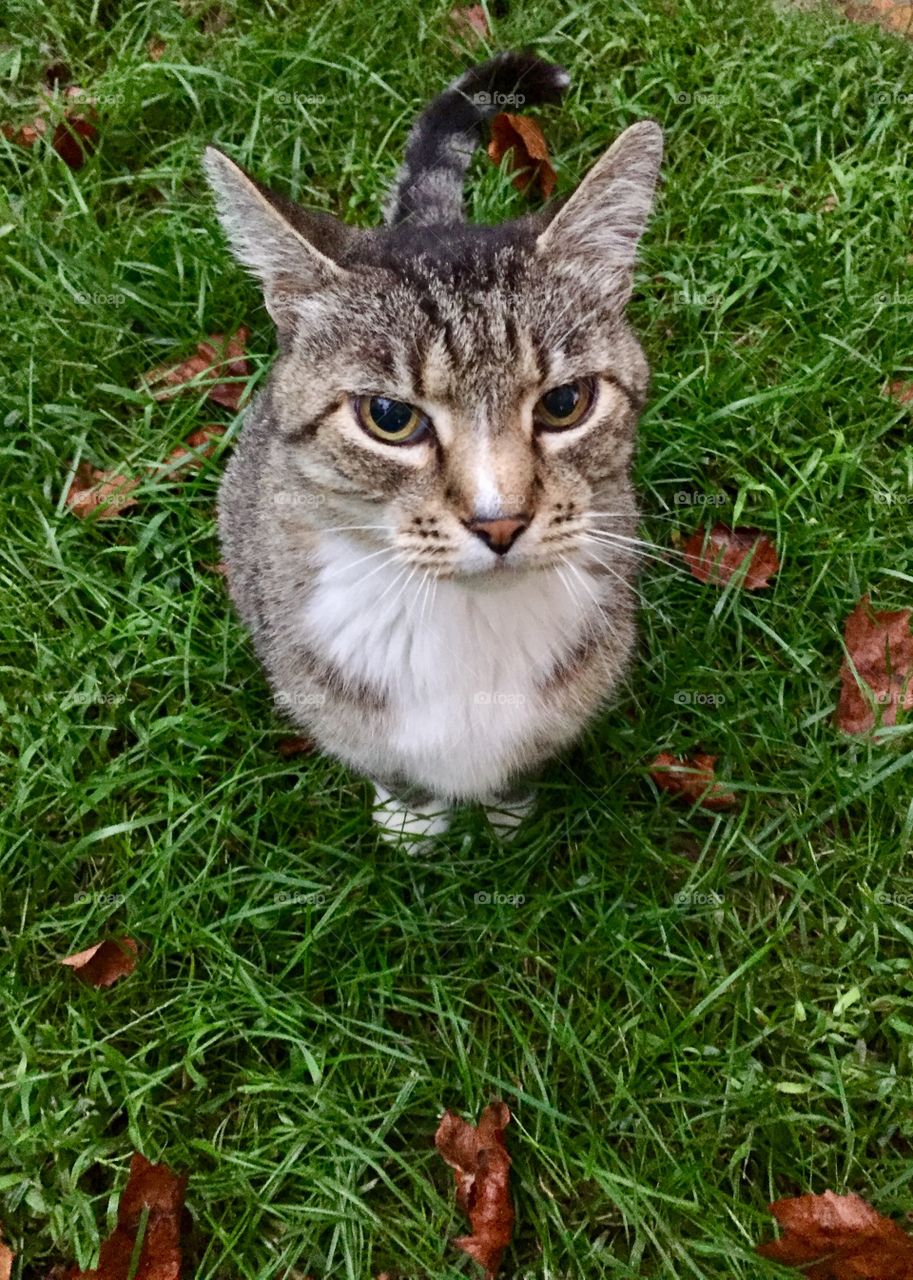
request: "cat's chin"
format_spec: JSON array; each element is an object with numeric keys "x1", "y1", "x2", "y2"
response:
[{"x1": 450, "y1": 560, "x2": 541, "y2": 590}]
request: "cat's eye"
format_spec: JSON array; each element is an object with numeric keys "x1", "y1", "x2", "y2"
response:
[
  {"x1": 354, "y1": 395, "x2": 431, "y2": 445},
  {"x1": 533, "y1": 378, "x2": 596, "y2": 431}
]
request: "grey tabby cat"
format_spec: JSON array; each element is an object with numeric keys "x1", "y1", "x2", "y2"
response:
[{"x1": 204, "y1": 52, "x2": 663, "y2": 843}]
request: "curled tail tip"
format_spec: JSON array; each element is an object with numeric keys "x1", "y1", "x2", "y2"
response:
[{"x1": 452, "y1": 50, "x2": 571, "y2": 110}]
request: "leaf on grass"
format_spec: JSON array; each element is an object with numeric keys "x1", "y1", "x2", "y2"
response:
[
  {"x1": 844, "y1": 1, "x2": 913, "y2": 36},
  {"x1": 650, "y1": 752, "x2": 736, "y2": 810},
  {"x1": 683, "y1": 524, "x2": 780, "y2": 590},
  {"x1": 449, "y1": 5, "x2": 491, "y2": 43},
  {"x1": 884, "y1": 379, "x2": 913, "y2": 406},
  {"x1": 277, "y1": 736, "x2": 316, "y2": 758},
  {"x1": 0, "y1": 1229, "x2": 13, "y2": 1280},
  {"x1": 435, "y1": 1100, "x2": 514, "y2": 1279},
  {"x1": 65, "y1": 463, "x2": 140, "y2": 520},
  {"x1": 147, "y1": 38, "x2": 167, "y2": 61},
  {"x1": 52, "y1": 112, "x2": 98, "y2": 169},
  {"x1": 72, "y1": 1153, "x2": 187, "y2": 1280},
  {"x1": 836, "y1": 595, "x2": 913, "y2": 734},
  {"x1": 487, "y1": 114, "x2": 556, "y2": 199},
  {"x1": 2, "y1": 117, "x2": 48, "y2": 146},
  {"x1": 159, "y1": 424, "x2": 226, "y2": 474},
  {"x1": 59, "y1": 938, "x2": 138, "y2": 988},
  {"x1": 757, "y1": 1189, "x2": 913, "y2": 1278},
  {"x1": 141, "y1": 327, "x2": 251, "y2": 411}
]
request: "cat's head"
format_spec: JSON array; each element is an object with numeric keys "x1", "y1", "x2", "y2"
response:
[{"x1": 203, "y1": 119, "x2": 662, "y2": 580}]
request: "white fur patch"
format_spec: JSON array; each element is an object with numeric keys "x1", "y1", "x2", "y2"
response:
[{"x1": 300, "y1": 534, "x2": 603, "y2": 799}]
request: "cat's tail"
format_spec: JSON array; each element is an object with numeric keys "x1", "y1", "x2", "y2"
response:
[{"x1": 384, "y1": 51, "x2": 569, "y2": 228}]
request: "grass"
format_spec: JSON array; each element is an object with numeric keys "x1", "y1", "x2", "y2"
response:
[{"x1": 3, "y1": 0, "x2": 913, "y2": 1275}]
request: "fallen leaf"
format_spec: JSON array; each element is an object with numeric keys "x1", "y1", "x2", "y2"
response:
[
  {"x1": 52, "y1": 112, "x2": 98, "y2": 169},
  {"x1": 147, "y1": 38, "x2": 167, "y2": 60},
  {"x1": 650, "y1": 752, "x2": 737, "y2": 810},
  {"x1": 142, "y1": 327, "x2": 251, "y2": 412},
  {"x1": 435, "y1": 1100, "x2": 514, "y2": 1279},
  {"x1": 683, "y1": 524, "x2": 780, "y2": 590},
  {"x1": 757, "y1": 1189, "x2": 913, "y2": 1278},
  {"x1": 884, "y1": 379, "x2": 913, "y2": 406},
  {"x1": 159, "y1": 424, "x2": 226, "y2": 474},
  {"x1": 64, "y1": 462, "x2": 140, "y2": 519},
  {"x1": 2, "y1": 117, "x2": 48, "y2": 146},
  {"x1": 72, "y1": 1153, "x2": 187, "y2": 1280},
  {"x1": 820, "y1": 192, "x2": 839, "y2": 213},
  {"x1": 836, "y1": 595, "x2": 913, "y2": 734},
  {"x1": 844, "y1": 1, "x2": 913, "y2": 36},
  {"x1": 277, "y1": 736, "x2": 316, "y2": 758},
  {"x1": 59, "y1": 938, "x2": 138, "y2": 988},
  {"x1": 0, "y1": 1229, "x2": 13, "y2": 1280},
  {"x1": 449, "y1": 4, "x2": 491, "y2": 43},
  {"x1": 487, "y1": 114, "x2": 556, "y2": 199},
  {"x1": 199, "y1": 560, "x2": 227, "y2": 575}
]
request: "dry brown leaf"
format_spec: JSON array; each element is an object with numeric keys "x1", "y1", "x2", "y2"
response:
[
  {"x1": 836, "y1": 595, "x2": 913, "y2": 734},
  {"x1": 449, "y1": 5, "x2": 491, "y2": 43},
  {"x1": 199, "y1": 560, "x2": 227, "y2": 575},
  {"x1": 757, "y1": 1189, "x2": 913, "y2": 1278},
  {"x1": 277, "y1": 736, "x2": 316, "y2": 758},
  {"x1": 72, "y1": 1153, "x2": 187, "y2": 1280},
  {"x1": 142, "y1": 327, "x2": 251, "y2": 412},
  {"x1": 683, "y1": 524, "x2": 780, "y2": 590},
  {"x1": 650, "y1": 752, "x2": 737, "y2": 810},
  {"x1": 147, "y1": 38, "x2": 167, "y2": 60},
  {"x1": 0, "y1": 1229, "x2": 13, "y2": 1280},
  {"x1": 2, "y1": 117, "x2": 48, "y2": 146},
  {"x1": 435, "y1": 1100, "x2": 514, "y2": 1279},
  {"x1": 159, "y1": 424, "x2": 226, "y2": 474},
  {"x1": 52, "y1": 113, "x2": 98, "y2": 169},
  {"x1": 884, "y1": 379, "x2": 913, "y2": 405},
  {"x1": 59, "y1": 938, "x2": 138, "y2": 988},
  {"x1": 65, "y1": 463, "x2": 140, "y2": 520},
  {"x1": 844, "y1": 1, "x2": 913, "y2": 36},
  {"x1": 487, "y1": 114, "x2": 556, "y2": 199}
]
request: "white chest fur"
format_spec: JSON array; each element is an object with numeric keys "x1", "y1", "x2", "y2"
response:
[{"x1": 300, "y1": 534, "x2": 602, "y2": 798}]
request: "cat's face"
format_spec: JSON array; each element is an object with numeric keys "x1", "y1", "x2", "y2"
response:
[
  {"x1": 204, "y1": 117, "x2": 662, "y2": 581},
  {"x1": 266, "y1": 232, "x2": 648, "y2": 580}
]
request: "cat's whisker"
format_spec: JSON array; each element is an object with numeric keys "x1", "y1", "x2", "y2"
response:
[
  {"x1": 558, "y1": 554, "x2": 624, "y2": 648},
  {"x1": 582, "y1": 530, "x2": 688, "y2": 569},
  {"x1": 577, "y1": 544, "x2": 673, "y2": 622},
  {"x1": 320, "y1": 543, "x2": 394, "y2": 582},
  {"x1": 585, "y1": 528, "x2": 689, "y2": 560}
]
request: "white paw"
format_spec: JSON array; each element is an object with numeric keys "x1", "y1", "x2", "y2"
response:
[
  {"x1": 372, "y1": 783, "x2": 451, "y2": 851},
  {"x1": 483, "y1": 792, "x2": 536, "y2": 840}
]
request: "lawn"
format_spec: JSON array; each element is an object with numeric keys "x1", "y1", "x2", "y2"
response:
[{"x1": 3, "y1": 0, "x2": 913, "y2": 1276}]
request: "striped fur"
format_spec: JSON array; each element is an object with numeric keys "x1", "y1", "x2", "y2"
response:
[{"x1": 205, "y1": 54, "x2": 663, "y2": 839}]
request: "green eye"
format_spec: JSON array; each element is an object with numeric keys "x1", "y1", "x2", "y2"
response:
[
  {"x1": 354, "y1": 395, "x2": 430, "y2": 444},
  {"x1": 533, "y1": 378, "x2": 596, "y2": 431}
]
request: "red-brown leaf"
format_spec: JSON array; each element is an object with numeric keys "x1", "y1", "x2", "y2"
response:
[
  {"x1": 52, "y1": 113, "x2": 98, "y2": 169},
  {"x1": 435, "y1": 1100, "x2": 514, "y2": 1279},
  {"x1": 65, "y1": 462, "x2": 140, "y2": 519},
  {"x1": 277, "y1": 736, "x2": 316, "y2": 758},
  {"x1": 449, "y1": 5, "x2": 491, "y2": 43},
  {"x1": 884, "y1": 379, "x2": 913, "y2": 406},
  {"x1": 836, "y1": 595, "x2": 913, "y2": 734},
  {"x1": 0, "y1": 1230, "x2": 13, "y2": 1280},
  {"x1": 72, "y1": 1153, "x2": 187, "y2": 1280},
  {"x1": 160, "y1": 424, "x2": 226, "y2": 474},
  {"x1": 683, "y1": 524, "x2": 780, "y2": 590},
  {"x1": 844, "y1": 1, "x2": 913, "y2": 36},
  {"x1": 757, "y1": 1189, "x2": 913, "y2": 1278},
  {"x1": 59, "y1": 938, "x2": 138, "y2": 988},
  {"x1": 142, "y1": 327, "x2": 251, "y2": 412},
  {"x1": 487, "y1": 114, "x2": 556, "y2": 199},
  {"x1": 2, "y1": 117, "x2": 48, "y2": 146},
  {"x1": 650, "y1": 752, "x2": 737, "y2": 810}
]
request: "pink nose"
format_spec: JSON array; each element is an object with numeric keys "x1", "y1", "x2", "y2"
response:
[{"x1": 466, "y1": 516, "x2": 529, "y2": 555}]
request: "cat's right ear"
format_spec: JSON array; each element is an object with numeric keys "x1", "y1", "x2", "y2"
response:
[{"x1": 203, "y1": 147, "x2": 351, "y2": 339}]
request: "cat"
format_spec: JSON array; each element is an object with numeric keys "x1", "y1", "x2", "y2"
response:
[{"x1": 204, "y1": 50, "x2": 663, "y2": 845}]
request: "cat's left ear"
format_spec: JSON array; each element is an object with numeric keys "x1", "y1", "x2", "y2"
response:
[
  {"x1": 203, "y1": 147, "x2": 355, "y2": 340},
  {"x1": 534, "y1": 120, "x2": 663, "y2": 306}
]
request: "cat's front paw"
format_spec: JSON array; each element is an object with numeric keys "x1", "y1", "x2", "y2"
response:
[
  {"x1": 483, "y1": 792, "x2": 536, "y2": 840},
  {"x1": 372, "y1": 783, "x2": 451, "y2": 852}
]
